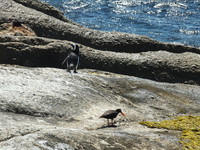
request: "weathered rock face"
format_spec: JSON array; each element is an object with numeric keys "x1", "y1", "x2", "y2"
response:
[
  {"x1": 12, "y1": 0, "x2": 78, "y2": 25},
  {"x1": 0, "y1": 65, "x2": 199, "y2": 149},
  {"x1": 0, "y1": 0, "x2": 200, "y2": 85},
  {"x1": 1, "y1": 0, "x2": 200, "y2": 54},
  {"x1": 0, "y1": 35, "x2": 199, "y2": 85},
  {"x1": 0, "y1": 22, "x2": 36, "y2": 36},
  {"x1": 0, "y1": 0, "x2": 200, "y2": 149}
]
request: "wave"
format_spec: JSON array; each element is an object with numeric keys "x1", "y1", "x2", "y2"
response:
[
  {"x1": 179, "y1": 29, "x2": 200, "y2": 35},
  {"x1": 154, "y1": 2, "x2": 188, "y2": 9},
  {"x1": 41, "y1": 0, "x2": 200, "y2": 47}
]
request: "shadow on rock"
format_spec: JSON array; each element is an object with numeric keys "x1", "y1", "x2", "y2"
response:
[{"x1": 97, "y1": 124, "x2": 118, "y2": 130}]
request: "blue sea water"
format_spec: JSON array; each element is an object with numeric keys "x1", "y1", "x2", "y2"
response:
[{"x1": 41, "y1": 0, "x2": 200, "y2": 48}]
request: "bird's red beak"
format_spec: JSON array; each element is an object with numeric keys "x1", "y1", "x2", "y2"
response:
[{"x1": 121, "y1": 112, "x2": 126, "y2": 117}]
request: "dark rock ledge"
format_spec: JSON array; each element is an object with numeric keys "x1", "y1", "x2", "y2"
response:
[
  {"x1": 1, "y1": 0, "x2": 200, "y2": 54},
  {"x1": 0, "y1": 35, "x2": 199, "y2": 85},
  {"x1": 0, "y1": 0, "x2": 199, "y2": 85}
]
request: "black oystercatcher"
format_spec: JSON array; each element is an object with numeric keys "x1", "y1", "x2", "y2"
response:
[{"x1": 100, "y1": 109, "x2": 126, "y2": 125}]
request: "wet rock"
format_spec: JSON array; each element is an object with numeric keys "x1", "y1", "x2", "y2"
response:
[{"x1": 0, "y1": 65, "x2": 199, "y2": 149}]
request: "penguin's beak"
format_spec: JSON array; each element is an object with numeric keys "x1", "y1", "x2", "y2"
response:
[{"x1": 121, "y1": 112, "x2": 126, "y2": 117}]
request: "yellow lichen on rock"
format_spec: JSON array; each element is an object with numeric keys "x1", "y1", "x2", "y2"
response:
[
  {"x1": 140, "y1": 116, "x2": 200, "y2": 150},
  {"x1": 180, "y1": 130, "x2": 200, "y2": 150}
]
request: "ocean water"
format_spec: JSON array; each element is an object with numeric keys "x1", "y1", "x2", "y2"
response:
[{"x1": 41, "y1": 0, "x2": 200, "y2": 48}]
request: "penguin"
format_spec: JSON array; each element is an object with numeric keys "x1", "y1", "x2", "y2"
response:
[{"x1": 62, "y1": 43, "x2": 80, "y2": 73}]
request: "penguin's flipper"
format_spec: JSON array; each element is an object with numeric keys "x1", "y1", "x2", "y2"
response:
[{"x1": 62, "y1": 56, "x2": 69, "y2": 65}]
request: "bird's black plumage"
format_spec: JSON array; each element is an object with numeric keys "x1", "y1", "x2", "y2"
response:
[
  {"x1": 62, "y1": 44, "x2": 80, "y2": 73},
  {"x1": 100, "y1": 109, "x2": 125, "y2": 125}
]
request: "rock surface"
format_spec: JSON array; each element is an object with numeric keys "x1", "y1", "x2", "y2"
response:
[
  {"x1": 0, "y1": 0, "x2": 200, "y2": 85},
  {"x1": 0, "y1": 22, "x2": 36, "y2": 36},
  {"x1": 0, "y1": 35, "x2": 199, "y2": 85},
  {"x1": 0, "y1": 0, "x2": 200, "y2": 149},
  {"x1": 0, "y1": 65, "x2": 199, "y2": 150},
  {"x1": 12, "y1": 0, "x2": 78, "y2": 25},
  {"x1": 1, "y1": 0, "x2": 200, "y2": 54}
]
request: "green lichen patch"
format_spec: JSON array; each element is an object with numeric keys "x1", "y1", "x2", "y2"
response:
[{"x1": 140, "y1": 116, "x2": 200, "y2": 150}]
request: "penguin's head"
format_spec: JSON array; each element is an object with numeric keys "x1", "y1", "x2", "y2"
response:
[
  {"x1": 70, "y1": 43, "x2": 78, "y2": 50},
  {"x1": 70, "y1": 43, "x2": 79, "y2": 55}
]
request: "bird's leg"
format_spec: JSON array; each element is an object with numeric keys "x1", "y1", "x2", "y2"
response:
[
  {"x1": 107, "y1": 119, "x2": 110, "y2": 126},
  {"x1": 111, "y1": 119, "x2": 114, "y2": 125}
]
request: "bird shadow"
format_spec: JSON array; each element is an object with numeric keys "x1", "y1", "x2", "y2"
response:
[{"x1": 96, "y1": 124, "x2": 118, "y2": 130}]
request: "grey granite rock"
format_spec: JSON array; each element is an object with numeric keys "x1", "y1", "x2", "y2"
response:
[
  {"x1": 0, "y1": 0, "x2": 200, "y2": 54},
  {"x1": 0, "y1": 65, "x2": 199, "y2": 149},
  {"x1": 0, "y1": 0, "x2": 200, "y2": 149}
]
